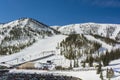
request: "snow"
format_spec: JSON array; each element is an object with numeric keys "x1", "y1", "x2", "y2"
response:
[
  {"x1": 0, "y1": 19, "x2": 120, "y2": 80},
  {"x1": 84, "y1": 35, "x2": 112, "y2": 51},
  {"x1": 51, "y1": 26, "x2": 61, "y2": 30},
  {"x1": 112, "y1": 44, "x2": 120, "y2": 50},
  {"x1": 97, "y1": 24, "x2": 107, "y2": 36},
  {"x1": 74, "y1": 24, "x2": 83, "y2": 34},
  {"x1": 109, "y1": 59, "x2": 120, "y2": 70},
  {"x1": 0, "y1": 18, "x2": 56, "y2": 47},
  {"x1": 0, "y1": 35, "x2": 67, "y2": 65},
  {"x1": 35, "y1": 54, "x2": 71, "y2": 68},
  {"x1": 53, "y1": 23, "x2": 120, "y2": 40},
  {"x1": 111, "y1": 26, "x2": 120, "y2": 39},
  {"x1": 0, "y1": 63, "x2": 12, "y2": 67}
]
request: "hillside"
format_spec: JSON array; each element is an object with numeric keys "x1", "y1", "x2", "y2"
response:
[
  {"x1": 52, "y1": 23, "x2": 120, "y2": 41},
  {"x1": 0, "y1": 35, "x2": 67, "y2": 65},
  {"x1": 0, "y1": 18, "x2": 59, "y2": 55},
  {"x1": 0, "y1": 19, "x2": 120, "y2": 66},
  {"x1": 0, "y1": 19, "x2": 120, "y2": 80}
]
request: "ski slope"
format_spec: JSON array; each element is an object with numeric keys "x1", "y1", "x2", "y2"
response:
[
  {"x1": 84, "y1": 35, "x2": 112, "y2": 51},
  {"x1": 0, "y1": 35, "x2": 67, "y2": 65}
]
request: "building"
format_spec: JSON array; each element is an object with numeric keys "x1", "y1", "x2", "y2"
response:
[
  {"x1": 17, "y1": 62, "x2": 35, "y2": 69},
  {"x1": 17, "y1": 61, "x2": 55, "y2": 70}
]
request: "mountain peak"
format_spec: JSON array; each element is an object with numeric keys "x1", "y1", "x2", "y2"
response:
[
  {"x1": 0, "y1": 18, "x2": 59, "y2": 55},
  {"x1": 53, "y1": 23, "x2": 120, "y2": 41}
]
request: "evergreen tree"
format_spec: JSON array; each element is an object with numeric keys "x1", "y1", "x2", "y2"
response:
[
  {"x1": 88, "y1": 55, "x2": 94, "y2": 67},
  {"x1": 100, "y1": 71, "x2": 104, "y2": 80},
  {"x1": 97, "y1": 62, "x2": 102, "y2": 74},
  {"x1": 106, "y1": 68, "x2": 109, "y2": 78},
  {"x1": 70, "y1": 60, "x2": 72, "y2": 69}
]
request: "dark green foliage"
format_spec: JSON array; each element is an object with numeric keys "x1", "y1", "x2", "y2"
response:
[
  {"x1": 100, "y1": 71, "x2": 104, "y2": 80},
  {"x1": 97, "y1": 62, "x2": 102, "y2": 74},
  {"x1": 106, "y1": 68, "x2": 109, "y2": 78},
  {"x1": 85, "y1": 55, "x2": 94, "y2": 67},
  {"x1": 100, "y1": 49, "x2": 120, "y2": 66},
  {"x1": 70, "y1": 60, "x2": 72, "y2": 69},
  {"x1": 0, "y1": 39, "x2": 36, "y2": 55},
  {"x1": 9, "y1": 27, "x2": 23, "y2": 39},
  {"x1": 89, "y1": 55, "x2": 94, "y2": 67},
  {"x1": 92, "y1": 34, "x2": 120, "y2": 45},
  {"x1": 93, "y1": 42, "x2": 101, "y2": 50},
  {"x1": 59, "y1": 34, "x2": 101, "y2": 67},
  {"x1": 60, "y1": 34, "x2": 86, "y2": 60},
  {"x1": 0, "y1": 66, "x2": 7, "y2": 69},
  {"x1": 81, "y1": 61, "x2": 86, "y2": 68},
  {"x1": 101, "y1": 52, "x2": 110, "y2": 66}
]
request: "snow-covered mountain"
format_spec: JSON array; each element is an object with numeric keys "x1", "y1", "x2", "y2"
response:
[
  {"x1": 1, "y1": 19, "x2": 120, "y2": 80},
  {"x1": 0, "y1": 19, "x2": 120, "y2": 62},
  {"x1": 52, "y1": 23, "x2": 120, "y2": 41},
  {"x1": 0, "y1": 18, "x2": 59, "y2": 55}
]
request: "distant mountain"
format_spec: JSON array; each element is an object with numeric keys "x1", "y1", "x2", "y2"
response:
[
  {"x1": 52, "y1": 23, "x2": 120, "y2": 41},
  {"x1": 0, "y1": 18, "x2": 59, "y2": 55}
]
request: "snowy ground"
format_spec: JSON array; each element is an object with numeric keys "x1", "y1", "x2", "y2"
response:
[
  {"x1": 0, "y1": 35, "x2": 67, "y2": 65},
  {"x1": 108, "y1": 59, "x2": 120, "y2": 72},
  {"x1": 84, "y1": 35, "x2": 112, "y2": 51},
  {"x1": 0, "y1": 34, "x2": 120, "y2": 80}
]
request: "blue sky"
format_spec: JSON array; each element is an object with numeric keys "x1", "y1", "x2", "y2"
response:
[{"x1": 0, "y1": 0, "x2": 120, "y2": 26}]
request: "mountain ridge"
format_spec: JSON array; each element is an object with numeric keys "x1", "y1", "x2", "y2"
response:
[
  {"x1": 52, "y1": 22, "x2": 120, "y2": 41},
  {"x1": 0, "y1": 18, "x2": 120, "y2": 74},
  {"x1": 0, "y1": 18, "x2": 59, "y2": 55}
]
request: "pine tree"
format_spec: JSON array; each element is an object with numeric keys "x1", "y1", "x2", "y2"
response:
[
  {"x1": 106, "y1": 68, "x2": 109, "y2": 78},
  {"x1": 76, "y1": 58, "x2": 79, "y2": 67},
  {"x1": 70, "y1": 60, "x2": 72, "y2": 69},
  {"x1": 100, "y1": 71, "x2": 104, "y2": 80},
  {"x1": 74, "y1": 59, "x2": 76, "y2": 67},
  {"x1": 97, "y1": 62, "x2": 102, "y2": 74},
  {"x1": 89, "y1": 55, "x2": 94, "y2": 67}
]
